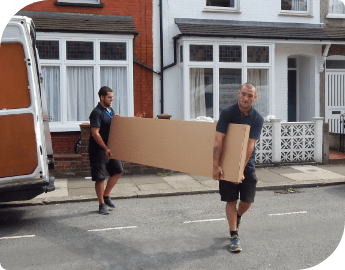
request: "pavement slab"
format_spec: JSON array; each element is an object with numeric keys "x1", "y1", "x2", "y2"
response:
[{"x1": 1, "y1": 164, "x2": 344, "y2": 206}]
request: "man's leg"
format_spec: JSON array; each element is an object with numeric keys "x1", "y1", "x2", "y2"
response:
[
  {"x1": 226, "y1": 200, "x2": 242, "y2": 252},
  {"x1": 226, "y1": 200, "x2": 238, "y2": 231},
  {"x1": 104, "y1": 173, "x2": 122, "y2": 197},
  {"x1": 95, "y1": 180, "x2": 105, "y2": 205},
  {"x1": 237, "y1": 201, "x2": 251, "y2": 217}
]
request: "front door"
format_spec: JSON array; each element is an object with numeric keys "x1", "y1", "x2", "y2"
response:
[{"x1": 288, "y1": 58, "x2": 297, "y2": 122}]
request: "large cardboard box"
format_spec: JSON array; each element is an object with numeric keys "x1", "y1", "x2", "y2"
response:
[{"x1": 108, "y1": 117, "x2": 250, "y2": 183}]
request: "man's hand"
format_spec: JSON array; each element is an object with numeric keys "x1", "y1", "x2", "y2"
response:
[
  {"x1": 213, "y1": 165, "x2": 223, "y2": 181},
  {"x1": 105, "y1": 148, "x2": 112, "y2": 159}
]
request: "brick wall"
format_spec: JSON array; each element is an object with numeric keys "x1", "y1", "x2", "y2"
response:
[
  {"x1": 22, "y1": 0, "x2": 153, "y2": 118},
  {"x1": 21, "y1": 0, "x2": 155, "y2": 177},
  {"x1": 51, "y1": 132, "x2": 80, "y2": 153}
]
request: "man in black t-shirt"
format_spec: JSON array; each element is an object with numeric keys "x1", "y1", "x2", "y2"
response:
[
  {"x1": 213, "y1": 83, "x2": 264, "y2": 252},
  {"x1": 89, "y1": 86, "x2": 123, "y2": 215}
]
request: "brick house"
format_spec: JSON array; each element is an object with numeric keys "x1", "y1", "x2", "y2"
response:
[{"x1": 16, "y1": 0, "x2": 155, "y2": 177}]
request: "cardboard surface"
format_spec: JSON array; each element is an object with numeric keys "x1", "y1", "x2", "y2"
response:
[{"x1": 108, "y1": 117, "x2": 250, "y2": 183}]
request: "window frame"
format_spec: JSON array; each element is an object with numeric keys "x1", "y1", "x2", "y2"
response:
[
  {"x1": 203, "y1": 0, "x2": 240, "y2": 13},
  {"x1": 179, "y1": 38, "x2": 273, "y2": 121},
  {"x1": 327, "y1": 0, "x2": 345, "y2": 18},
  {"x1": 280, "y1": 0, "x2": 311, "y2": 16},
  {"x1": 57, "y1": 0, "x2": 100, "y2": 4},
  {"x1": 37, "y1": 32, "x2": 134, "y2": 132}
]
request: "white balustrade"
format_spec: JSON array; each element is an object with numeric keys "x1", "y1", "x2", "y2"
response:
[{"x1": 255, "y1": 118, "x2": 324, "y2": 164}]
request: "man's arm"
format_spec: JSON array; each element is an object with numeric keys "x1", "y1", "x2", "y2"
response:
[
  {"x1": 213, "y1": 131, "x2": 225, "y2": 180},
  {"x1": 91, "y1": 127, "x2": 111, "y2": 159},
  {"x1": 244, "y1": 138, "x2": 256, "y2": 167}
]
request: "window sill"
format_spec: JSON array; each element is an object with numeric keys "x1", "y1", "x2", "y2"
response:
[
  {"x1": 203, "y1": 7, "x2": 241, "y2": 14},
  {"x1": 279, "y1": 12, "x2": 313, "y2": 18},
  {"x1": 49, "y1": 122, "x2": 86, "y2": 132},
  {"x1": 326, "y1": 14, "x2": 345, "y2": 19},
  {"x1": 54, "y1": 2, "x2": 104, "y2": 8}
]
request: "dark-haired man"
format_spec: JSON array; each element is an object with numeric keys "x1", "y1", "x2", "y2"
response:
[
  {"x1": 89, "y1": 86, "x2": 123, "y2": 215},
  {"x1": 213, "y1": 83, "x2": 264, "y2": 252}
]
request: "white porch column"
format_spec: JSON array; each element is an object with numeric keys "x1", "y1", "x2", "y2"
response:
[
  {"x1": 271, "y1": 119, "x2": 281, "y2": 163},
  {"x1": 313, "y1": 117, "x2": 324, "y2": 163}
]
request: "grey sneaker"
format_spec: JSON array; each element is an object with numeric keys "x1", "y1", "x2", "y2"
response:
[
  {"x1": 99, "y1": 203, "x2": 109, "y2": 215},
  {"x1": 229, "y1": 235, "x2": 242, "y2": 252},
  {"x1": 104, "y1": 197, "x2": 115, "y2": 208}
]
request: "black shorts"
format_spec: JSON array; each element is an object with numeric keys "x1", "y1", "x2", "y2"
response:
[
  {"x1": 219, "y1": 171, "x2": 258, "y2": 203},
  {"x1": 91, "y1": 159, "x2": 123, "y2": 182}
]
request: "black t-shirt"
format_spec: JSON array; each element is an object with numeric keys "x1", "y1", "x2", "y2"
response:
[
  {"x1": 88, "y1": 103, "x2": 114, "y2": 155},
  {"x1": 216, "y1": 103, "x2": 264, "y2": 173}
]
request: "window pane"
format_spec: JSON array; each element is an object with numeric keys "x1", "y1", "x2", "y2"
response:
[
  {"x1": 100, "y1": 67, "x2": 128, "y2": 116},
  {"x1": 100, "y1": 42, "x2": 126, "y2": 60},
  {"x1": 206, "y1": 0, "x2": 234, "y2": 7},
  {"x1": 66, "y1": 41, "x2": 93, "y2": 60},
  {"x1": 281, "y1": 0, "x2": 307, "y2": 11},
  {"x1": 190, "y1": 68, "x2": 213, "y2": 118},
  {"x1": 180, "y1": 45, "x2": 183, "y2": 63},
  {"x1": 329, "y1": 0, "x2": 345, "y2": 14},
  {"x1": 247, "y1": 46, "x2": 269, "y2": 63},
  {"x1": 42, "y1": 66, "x2": 60, "y2": 122},
  {"x1": 247, "y1": 69, "x2": 269, "y2": 117},
  {"x1": 288, "y1": 58, "x2": 297, "y2": 68},
  {"x1": 190, "y1": 45, "x2": 213, "y2": 62},
  {"x1": 326, "y1": 60, "x2": 345, "y2": 69},
  {"x1": 219, "y1": 69, "x2": 241, "y2": 112},
  {"x1": 36, "y1": 41, "x2": 59, "y2": 60},
  {"x1": 66, "y1": 66, "x2": 94, "y2": 121},
  {"x1": 219, "y1": 45, "x2": 242, "y2": 62}
]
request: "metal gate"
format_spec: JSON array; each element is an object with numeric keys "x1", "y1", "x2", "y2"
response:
[{"x1": 325, "y1": 71, "x2": 345, "y2": 133}]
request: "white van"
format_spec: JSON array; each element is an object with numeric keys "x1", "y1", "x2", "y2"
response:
[{"x1": 0, "y1": 16, "x2": 55, "y2": 202}]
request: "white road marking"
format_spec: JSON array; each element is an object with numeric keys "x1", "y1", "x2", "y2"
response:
[
  {"x1": 88, "y1": 226, "x2": 137, "y2": 232},
  {"x1": 184, "y1": 218, "x2": 226, "y2": 224},
  {"x1": 0, "y1": 235, "x2": 36, "y2": 240},
  {"x1": 268, "y1": 211, "x2": 307, "y2": 216}
]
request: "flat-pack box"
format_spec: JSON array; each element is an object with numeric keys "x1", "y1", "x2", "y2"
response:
[{"x1": 108, "y1": 117, "x2": 250, "y2": 183}]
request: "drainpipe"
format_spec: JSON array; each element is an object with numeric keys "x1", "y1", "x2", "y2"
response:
[
  {"x1": 134, "y1": 0, "x2": 178, "y2": 115},
  {"x1": 159, "y1": 0, "x2": 164, "y2": 114}
]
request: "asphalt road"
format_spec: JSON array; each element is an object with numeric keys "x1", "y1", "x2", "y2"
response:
[{"x1": 0, "y1": 185, "x2": 344, "y2": 270}]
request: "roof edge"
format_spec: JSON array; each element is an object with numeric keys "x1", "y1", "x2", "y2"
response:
[{"x1": 175, "y1": 18, "x2": 323, "y2": 29}]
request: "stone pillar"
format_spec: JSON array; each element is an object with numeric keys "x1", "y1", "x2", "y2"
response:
[
  {"x1": 313, "y1": 117, "x2": 324, "y2": 163},
  {"x1": 79, "y1": 123, "x2": 91, "y2": 176},
  {"x1": 271, "y1": 119, "x2": 282, "y2": 163},
  {"x1": 323, "y1": 122, "x2": 330, "y2": 164}
]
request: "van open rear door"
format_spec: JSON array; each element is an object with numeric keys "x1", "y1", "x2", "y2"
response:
[{"x1": 0, "y1": 16, "x2": 54, "y2": 202}]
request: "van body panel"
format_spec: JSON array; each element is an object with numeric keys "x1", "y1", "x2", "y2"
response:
[
  {"x1": 0, "y1": 43, "x2": 31, "y2": 109},
  {"x1": 0, "y1": 114, "x2": 38, "y2": 178}
]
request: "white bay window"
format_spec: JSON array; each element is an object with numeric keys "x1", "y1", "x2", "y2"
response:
[
  {"x1": 36, "y1": 33, "x2": 133, "y2": 132},
  {"x1": 280, "y1": 0, "x2": 311, "y2": 15},
  {"x1": 180, "y1": 40, "x2": 272, "y2": 120},
  {"x1": 327, "y1": 0, "x2": 345, "y2": 18},
  {"x1": 204, "y1": 0, "x2": 239, "y2": 13}
]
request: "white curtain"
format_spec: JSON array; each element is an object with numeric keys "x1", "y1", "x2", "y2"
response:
[
  {"x1": 329, "y1": 0, "x2": 345, "y2": 14},
  {"x1": 66, "y1": 66, "x2": 94, "y2": 121},
  {"x1": 292, "y1": 0, "x2": 307, "y2": 11},
  {"x1": 247, "y1": 69, "x2": 269, "y2": 117},
  {"x1": 42, "y1": 66, "x2": 60, "y2": 122},
  {"x1": 100, "y1": 67, "x2": 128, "y2": 116},
  {"x1": 190, "y1": 68, "x2": 206, "y2": 119}
]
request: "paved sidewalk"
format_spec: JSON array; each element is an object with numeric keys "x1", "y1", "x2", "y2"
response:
[{"x1": 2, "y1": 164, "x2": 345, "y2": 206}]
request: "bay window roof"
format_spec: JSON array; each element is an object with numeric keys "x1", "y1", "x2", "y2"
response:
[
  {"x1": 17, "y1": 11, "x2": 137, "y2": 35},
  {"x1": 175, "y1": 18, "x2": 345, "y2": 41}
]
